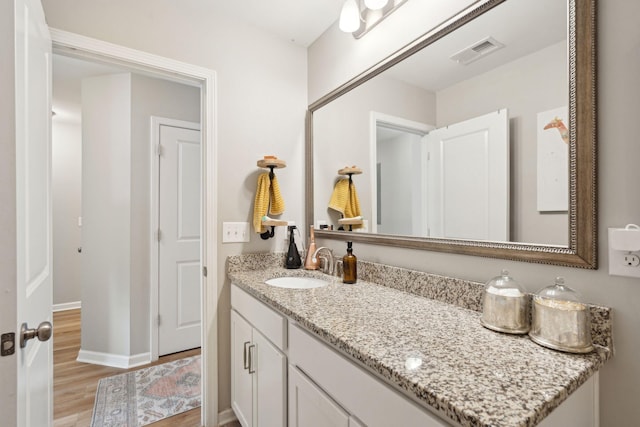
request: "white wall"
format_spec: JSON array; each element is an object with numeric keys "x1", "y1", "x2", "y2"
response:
[
  {"x1": 52, "y1": 120, "x2": 82, "y2": 306},
  {"x1": 308, "y1": 0, "x2": 640, "y2": 425},
  {"x1": 42, "y1": 0, "x2": 308, "y2": 412}
]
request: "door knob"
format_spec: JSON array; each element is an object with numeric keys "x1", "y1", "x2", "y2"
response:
[{"x1": 20, "y1": 321, "x2": 53, "y2": 348}]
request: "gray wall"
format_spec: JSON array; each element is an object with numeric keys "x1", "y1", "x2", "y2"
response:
[
  {"x1": 308, "y1": 0, "x2": 640, "y2": 425},
  {"x1": 81, "y1": 73, "x2": 133, "y2": 355},
  {"x1": 52, "y1": 120, "x2": 82, "y2": 305},
  {"x1": 0, "y1": 1, "x2": 17, "y2": 423}
]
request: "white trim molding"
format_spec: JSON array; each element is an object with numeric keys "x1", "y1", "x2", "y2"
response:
[
  {"x1": 77, "y1": 349, "x2": 151, "y2": 369},
  {"x1": 217, "y1": 408, "x2": 238, "y2": 426},
  {"x1": 50, "y1": 28, "x2": 218, "y2": 427},
  {"x1": 52, "y1": 301, "x2": 81, "y2": 312}
]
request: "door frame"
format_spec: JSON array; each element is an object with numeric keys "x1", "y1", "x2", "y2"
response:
[
  {"x1": 150, "y1": 117, "x2": 201, "y2": 361},
  {"x1": 50, "y1": 29, "x2": 218, "y2": 426},
  {"x1": 368, "y1": 112, "x2": 433, "y2": 233}
]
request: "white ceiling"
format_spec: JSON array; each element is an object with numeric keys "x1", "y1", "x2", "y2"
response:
[
  {"x1": 211, "y1": 0, "x2": 345, "y2": 47},
  {"x1": 52, "y1": 0, "x2": 345, "y2": 122}
]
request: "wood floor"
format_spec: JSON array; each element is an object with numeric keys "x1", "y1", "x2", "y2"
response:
[{"x1": 53, "y1": 309, "x2": 217, "y2": 427}]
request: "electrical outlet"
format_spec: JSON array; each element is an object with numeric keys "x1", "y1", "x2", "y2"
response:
[
  {"x1": 608, "y1": 227, "x2": 640, "y2": 278},
  {"x1": 623, "y1": 254, "x2": 640, "y2": 267},
  {"x1": 222, "y1": 222, "x2": 250, "y2": 243}
]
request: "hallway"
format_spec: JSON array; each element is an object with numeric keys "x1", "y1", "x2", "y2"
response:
[{"x1": 53, "y1": 309, "x2": 201, "y2": 427}]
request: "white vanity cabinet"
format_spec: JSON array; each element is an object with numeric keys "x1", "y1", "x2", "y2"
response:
[
  {"x1": 288, "y1": 323, "x2": 450, "y2": 427},
  {"x1": 231, "y1": 286, "x2": 287, "y2": 427}
]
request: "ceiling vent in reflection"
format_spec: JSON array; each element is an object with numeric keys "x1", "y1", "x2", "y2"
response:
[{"x1": 450, "y1": 36, "x2": 505, "y2": 65}]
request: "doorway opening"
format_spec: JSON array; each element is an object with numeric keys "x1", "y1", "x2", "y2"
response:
[{"x1": 50, "y1": 29, "x2": 217, "y2": 426}]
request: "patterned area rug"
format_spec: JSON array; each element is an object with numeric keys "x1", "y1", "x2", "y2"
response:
[{"x1": 90, "y1": 355, "x2": 201, "y2": 427}]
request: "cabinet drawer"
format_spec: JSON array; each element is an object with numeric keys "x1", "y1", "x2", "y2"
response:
[
  {"x1": 289, "y1": 323, "x2": 449, "y2": 427},
  {"x1": 231, "y1": 284, "x2": 287, "y2": 351}
]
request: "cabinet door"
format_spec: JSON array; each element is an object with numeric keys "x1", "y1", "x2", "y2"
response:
[
  {"x1": 289, "y1": 366, "x2": 349, "y2": 427},
  {"x1": 231, "y1": 311, "x2": 254, "y2": 427},
  {"x1": 253, "y1": 329, "x2": 286, "y2": 426}
]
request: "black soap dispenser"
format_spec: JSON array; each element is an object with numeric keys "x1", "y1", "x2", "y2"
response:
[
  {"x1": 342, "y1": 241, "x2": 357, "y2": 284},
  {"x1": 285, "y1": 225, "x2": 302, "y2": 269}
]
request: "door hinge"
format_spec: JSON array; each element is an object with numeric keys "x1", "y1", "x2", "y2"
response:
[
  {"x1": 157, "y1": 144, "x2": 164, "y2": 157},
  {"x1": 157, "y1": 314, "x2": 161, "y2": 326},
  {"x1": 157, "y1": 228, "x2": 162, "y2": 242},
  {"x1": 203, "y1": 266, "x2": 208, "y2": 277}
]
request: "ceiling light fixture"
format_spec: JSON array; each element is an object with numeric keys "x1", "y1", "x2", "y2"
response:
[
  {"x1": 339, "y1": 0, "x2": 361, "y2": 33},
  {"x1": 339, "y1": 0, "x2": 407, "y2": 39},
  {"x1": 364, "y1": 0, "x2": 388, "y2": 10}
]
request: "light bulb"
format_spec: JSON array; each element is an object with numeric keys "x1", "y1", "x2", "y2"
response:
[
  {"x1": 339, "y1": 0, "x2": 361, "y2": 33},
  {"x1": 364, "y1": 0, "x2": 388, "y2": 10}
]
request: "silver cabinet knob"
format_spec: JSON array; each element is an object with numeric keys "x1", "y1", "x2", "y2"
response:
[{"x1": 20, "y1": 321, "x2": 53, "y2": 348}]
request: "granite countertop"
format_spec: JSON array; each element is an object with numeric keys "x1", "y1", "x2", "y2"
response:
[{"x1": 227, "y1": 255, "x2": 611, "y2": 427}]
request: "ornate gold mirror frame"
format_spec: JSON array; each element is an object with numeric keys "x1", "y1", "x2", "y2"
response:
[{"x1": 305, "y1": 0, "x2": 596, "y2": 268}]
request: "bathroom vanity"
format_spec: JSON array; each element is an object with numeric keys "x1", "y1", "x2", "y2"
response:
[{"x1": 228, "y1": 254, "x2": 611, "y2": 427}]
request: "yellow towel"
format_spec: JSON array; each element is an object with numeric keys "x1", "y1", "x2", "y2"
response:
[
  {"x1": 253, "y1": 173, "x2": 285, "y2": 233},
  {"x1": 328, "y1": 179, "x2": 362, "y2": 227}
]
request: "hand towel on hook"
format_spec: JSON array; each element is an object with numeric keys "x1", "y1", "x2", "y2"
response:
[
  {"x1": 253, "y1": 172, "x2": 285, "y2": 234},
  {"x1": 328, "y1": 178, "x2": 362, "y2": 228}
]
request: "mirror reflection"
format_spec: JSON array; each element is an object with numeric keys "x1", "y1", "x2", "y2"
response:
[{"x1": 313, "y1": 0, "x2": 569, "y2": 246}]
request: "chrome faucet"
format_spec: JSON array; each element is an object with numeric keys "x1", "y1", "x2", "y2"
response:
[{"x1": 312, "y1": 247, "x2": 335, "y2": 276}]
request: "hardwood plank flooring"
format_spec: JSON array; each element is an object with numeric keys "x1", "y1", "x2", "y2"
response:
[{"x1": 53, "y1": 309, "x2": 222, "y2": 427}]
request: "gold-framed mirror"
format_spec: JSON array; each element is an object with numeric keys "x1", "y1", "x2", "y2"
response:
[{"x1": 305, "y1": 0, "x2": 596, "y2": 268}]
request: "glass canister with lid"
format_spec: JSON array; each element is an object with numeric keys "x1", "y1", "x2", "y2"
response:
[
  {"x1": 480, "y1": 270, "x2": 529, "y2": 334},
  {"x1": 529, "y1": 277, "x2": 593, "y2": 353}
]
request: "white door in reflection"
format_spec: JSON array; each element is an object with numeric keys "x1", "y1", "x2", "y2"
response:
[{"x1": 426, "y1": 109, "x2": 509, "y2": 241}]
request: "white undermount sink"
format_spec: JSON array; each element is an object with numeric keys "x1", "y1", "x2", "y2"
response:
[{"x1": 264, "y1": 277, "x2": 330, "y2": 289}]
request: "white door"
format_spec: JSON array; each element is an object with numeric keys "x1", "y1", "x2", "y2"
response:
[
  {"x1": 158, "y1": 123, "x2": 201, "y2": 355},
  {"x1": 425, "y1": 109, "x2": 509, "y2": 241},
  {"x1": 5, "y1": 0, "x2": 54, "y2": 425}
]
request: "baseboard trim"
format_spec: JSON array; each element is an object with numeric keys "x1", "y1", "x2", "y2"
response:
[
  {"x1": 77, "y1": 349, "x2": 151, "y2": 369},
  {"x1": 217, "y1": 408, "x2": 237, "y2": 426},
  {"x1": 52, "y1": 301, "x2": 82, "y2": 312}
]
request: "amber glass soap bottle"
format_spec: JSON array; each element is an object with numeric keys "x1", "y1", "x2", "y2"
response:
[{"x1": 343, "y1": 241, "x2": 357, "y2": 284}]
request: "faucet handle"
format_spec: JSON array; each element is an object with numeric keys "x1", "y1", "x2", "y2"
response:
[
  {"x1": 334, "y1": 259, "x2": 343, "y2": 277},
  {"x1": 317, "y1": 255, "x2": 329, "y2": 274}
]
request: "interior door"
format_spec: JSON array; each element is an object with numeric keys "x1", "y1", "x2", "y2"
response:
[
  {"x1": 158, "y1": 123, "x2": 202, "y2": 355},
  {"x1": 13, "y1": 0, "x2": 54, "y2": 425},
  {"x1": 425, "y1": 109, "x2": 509, "y2": 241}
]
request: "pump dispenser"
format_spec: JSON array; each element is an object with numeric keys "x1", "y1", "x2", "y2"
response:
[
  {"x1": 285, "y1": 225, "x2": 302, "y2": 269},
  {"x1": 304, "y1": 226, "x2": 319, "y2": 270},
  {"x1": 342, "y1": 241, "x2": 357, "y2": 284}
]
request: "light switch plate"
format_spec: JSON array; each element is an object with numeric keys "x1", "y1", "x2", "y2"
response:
[{"x1": 223, "y1": 222, "x2": 250, "y2": 243}]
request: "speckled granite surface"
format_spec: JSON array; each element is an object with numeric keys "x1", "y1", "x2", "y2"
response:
[{"x1": 227, "y1": 253, "x2": 612, "y2": 427}]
